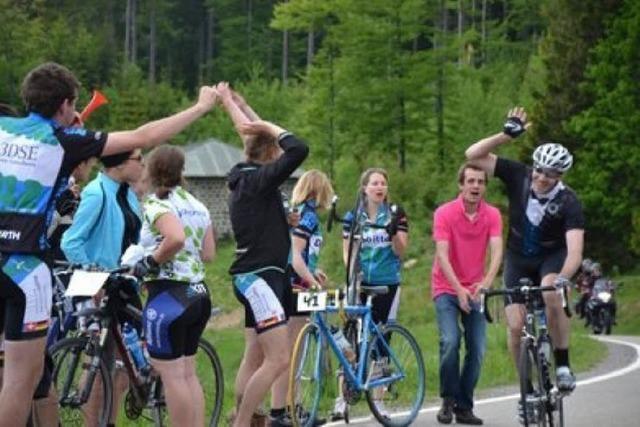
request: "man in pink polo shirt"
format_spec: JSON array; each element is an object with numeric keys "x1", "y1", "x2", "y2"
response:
[{"x1": 432, "y1": 163, "x2": 503, "y2": 425}]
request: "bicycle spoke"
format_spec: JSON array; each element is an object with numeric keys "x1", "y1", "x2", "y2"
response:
[
  {"x1": 365, "y1": 324, "x2": 425, "y2": 427},
  {"x1": 289, "y1": 322, "x2": 323, "y2": 427},
  {"x1": 50, "y1": 336, "x2": 113, "y2": 427}
]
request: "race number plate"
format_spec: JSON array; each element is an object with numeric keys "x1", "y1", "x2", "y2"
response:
[
  {"x1": 65, "y1": 270, "x2": 109, "y2": 297},
  {"x1": 297, "y1": 291, "x2": 327, "y2": 312}
]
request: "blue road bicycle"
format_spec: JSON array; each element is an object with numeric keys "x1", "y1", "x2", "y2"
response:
[
  {"x1": 289, "y1": 288, "x2": 425, "y2": 427},
  {"x1": 289, "y1": 194, "x2": 425, "y2": 427}
]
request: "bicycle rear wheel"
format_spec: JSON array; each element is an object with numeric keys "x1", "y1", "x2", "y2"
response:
[
  {"x1": 50, "y1": 336, "x2": 113, "y2": 427},
  {"x1": 518, "y1": 341, "x2": 547, "y2": 427},
  {"x1": 365, "y1": 324, "x2": 425, "y2": 427},
  {"x1": 288, "y1": 322, "x2": 324, "y2": 427},
  {"x1": 150, "y1": 338, "x2": 224, "y2": 427}
]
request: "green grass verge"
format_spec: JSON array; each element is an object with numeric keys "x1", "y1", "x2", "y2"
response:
[{"x1": 606, "y1": 274, "x2": 640, "y2": 335}]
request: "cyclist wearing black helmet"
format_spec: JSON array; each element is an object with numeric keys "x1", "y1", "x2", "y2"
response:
[{"x1": 465, "y1": 107, "x2": 584, "y2": 424}]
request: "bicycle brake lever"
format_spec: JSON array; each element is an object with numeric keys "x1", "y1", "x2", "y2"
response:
[
  {"x1": 561, "y1": 284, "x2": 572, "y2": 318},
  {"x1": 480, "y1": 290, "x2": 494, "y2": 323}
]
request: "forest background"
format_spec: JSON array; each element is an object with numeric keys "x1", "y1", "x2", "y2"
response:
[{"x1": 1, "y1": 0, "x2": 639, "y2": 271}]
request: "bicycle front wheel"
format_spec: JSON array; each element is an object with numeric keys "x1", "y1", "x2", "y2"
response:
[
  {"x1": 50, "y1": 335, "x2": 113, "y2": 427},
  {"x1": 288, "y1": 322, "x2": 324, "y2": 427},
  {"x1": 149, "y1": 338, "x2": 223, "y2": 427},
  {"x1": 197, "y1": 338, "x2": 224, "y2": 426},
  {"x1": 365, "y1": 324, "x2": 425, "y2": 427},
  {"x1": 518, "y1": 341, "x2": 546, "y2": 427},
  {"x1": 546, "y1": 395, "x2": 564, "y2": 427}
]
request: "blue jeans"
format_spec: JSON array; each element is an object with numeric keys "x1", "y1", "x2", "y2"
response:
[{"x1": 435, "y1": 293, "x2": 486, "y2": 410}]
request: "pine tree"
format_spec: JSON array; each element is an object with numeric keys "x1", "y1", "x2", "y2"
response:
[{"x1": 567, "y1": 0, "x2": 640, "y2": 267}]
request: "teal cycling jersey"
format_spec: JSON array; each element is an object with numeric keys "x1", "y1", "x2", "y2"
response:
[
  {"x1": 342, "y1": 203, "x2": 406, "y2": 285},
  {"x1": 291, "y1": 200, "x2": 323, "y2": 287},
  {"x1": 0, "y1": 113, "x2": 106, "y2": 254}
]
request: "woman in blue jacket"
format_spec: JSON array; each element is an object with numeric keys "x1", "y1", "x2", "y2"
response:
[{"x1": 61, "y1": 149, "x2": 145, "y2": 426}]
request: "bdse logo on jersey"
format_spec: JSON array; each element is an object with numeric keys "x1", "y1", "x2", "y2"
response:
[{"x1": 0, "y1": 142, "x2": 40, "y2": 162}]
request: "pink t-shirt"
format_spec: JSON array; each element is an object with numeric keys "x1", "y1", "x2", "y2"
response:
[{"x1": 431, "y1": 196, "x2": 502, "y2": 299}]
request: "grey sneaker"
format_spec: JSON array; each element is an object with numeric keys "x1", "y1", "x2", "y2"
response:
[
  {"x1": 556, "y1": 366, "x2": 576, "y2": 392},
  {"x1": 330, "y1": 397, "x2": 347, "y2": 421}
]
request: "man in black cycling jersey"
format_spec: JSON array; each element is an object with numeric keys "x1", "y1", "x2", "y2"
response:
[
  {"x1": 0, "y1": 62, "x2": 218, "y2": 425},
  {"x1": 465, "y1": 107, "x2": 584, "y2": 424}
]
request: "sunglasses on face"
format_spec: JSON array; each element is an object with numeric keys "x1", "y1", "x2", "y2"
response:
[{"x1": 533, "y1": 165, "x2": 562, "y2": 179}]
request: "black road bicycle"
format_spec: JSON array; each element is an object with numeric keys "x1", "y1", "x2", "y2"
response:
[
  {"x1": 49, "y1": 267, "x2": 223, "y2": 427},
  {"x1": 480, "y1": 278, "x2": 572, "y2": 427}
]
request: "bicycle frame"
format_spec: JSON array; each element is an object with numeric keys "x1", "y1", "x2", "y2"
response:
[
  {"x1": 520, "y1": 290, "x2": 555, "y2": 390},
  {"x1": 47, "y1": 265, "x2": 76, "y2": 348},
  {"x1": 344, "y1": 193, "x2": 366, "y2": 306},
  {"x1": 70, "y1": 276, "x2": 151, "y2": 405},
  {"x1": 328, "y1": 192, "x2": 398, "y2": 307},
  {"x1": 521, "y1": 291, "x2": 547, "y2": 343},
  {"x1": 307, "y1": 301, "x2": 406, "y2": 393}
]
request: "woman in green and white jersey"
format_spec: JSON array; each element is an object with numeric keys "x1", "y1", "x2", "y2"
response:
[{"x1": 134, "y1": 145, "x2": 215, "y2": 427}]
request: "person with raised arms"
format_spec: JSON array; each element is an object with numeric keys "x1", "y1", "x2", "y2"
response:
[{"x1": 217, "y1": 82, "x2": 309, "y2": 427}]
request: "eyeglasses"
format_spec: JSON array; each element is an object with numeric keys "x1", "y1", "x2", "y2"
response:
[
  {"x1": 128, "y1": 154, "x2": 144, "y2": 163},
  {"x1": 533, "y1": 165, "x2": 562, "y2": 179}
]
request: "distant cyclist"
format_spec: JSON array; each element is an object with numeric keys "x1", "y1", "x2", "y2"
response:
[
  {"x1": 575, "y1": 258, "x2": 594, "y2": 319},
  {"x1": 465, "y1": 107, "x2": 584, "y2": 424},
  {"x1": 332, "y1": 167, "x2": 409, "y2": 420},
  {"x1": 0, "y1": 62, "x2": 217, "y2": 425}
]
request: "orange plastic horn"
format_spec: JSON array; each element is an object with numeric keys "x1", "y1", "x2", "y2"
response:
[{"x1": 79, "y1": 90, "x2": 109, "y2": 122}]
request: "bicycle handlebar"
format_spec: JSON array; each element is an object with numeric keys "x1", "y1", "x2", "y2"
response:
[
  {"x1": 53, "y1": 262, "x2": 131, "y2": 275},
  {"x1": 327, "y1": 195, "x2": 339, "y2": 233},
  {"x1": 480, "y1": 278, "x2": 572, "y2": 323}
]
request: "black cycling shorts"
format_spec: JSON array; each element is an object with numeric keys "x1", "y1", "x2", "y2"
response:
[
  {"x1": 359, "y1": 283, "x2": 400, "y2": 325},
  {"x1": 233, "y1": 269, "x2": 291, "y2": 333},
  {"x1": 143, "y1": 280, "x2": 211, "y2": 360},
  {"x1": 0, "y1": 253, "x2": 52, "y2": 341},
  {"x1": 502, "y1": 248, "x2": 566, "y2": 305}
]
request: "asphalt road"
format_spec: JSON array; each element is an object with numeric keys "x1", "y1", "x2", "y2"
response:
[{"x1": 326, "y1": 335, "x2": 640, "y2": 426}]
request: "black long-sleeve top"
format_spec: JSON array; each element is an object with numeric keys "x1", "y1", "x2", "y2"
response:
[{"x1": 227, "y1": 133, "x2": 309, "y2": 275}]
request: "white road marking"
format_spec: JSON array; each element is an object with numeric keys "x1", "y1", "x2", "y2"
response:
[{"x1": 325, "y1": 335, "x2": 640, "y2": 426}]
